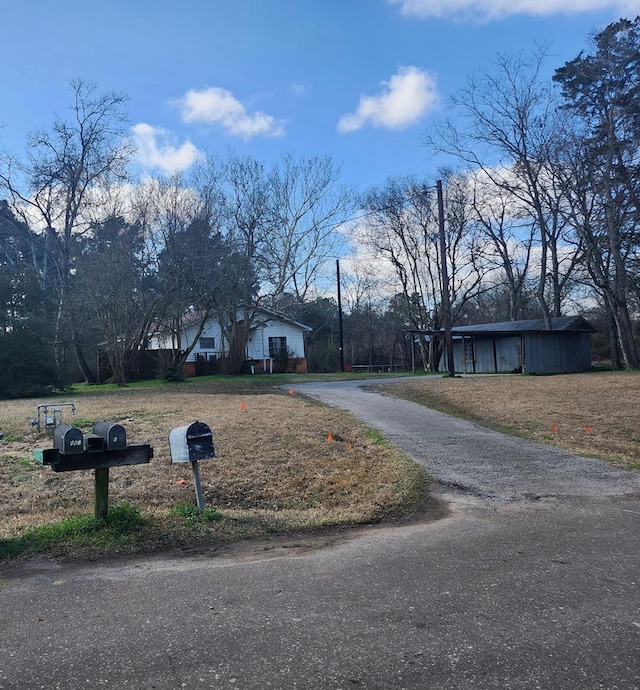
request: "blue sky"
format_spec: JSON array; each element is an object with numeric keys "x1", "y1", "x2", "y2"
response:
[{"x1": 1, "y1": 0, "x2": 639, "y2": 191}]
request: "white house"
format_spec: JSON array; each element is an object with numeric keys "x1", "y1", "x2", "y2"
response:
[{"x1": 147, "y1": 307, "x2": 312, "y2": 376}]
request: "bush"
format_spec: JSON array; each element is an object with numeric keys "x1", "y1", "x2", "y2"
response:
[
  {"x1": 0, "y1": 330, "x2": 63, "y2": 398},
  {"x1": 307, "y1": 342, "x2": 340, "y2": 373},
  {"x1": 157, "y1": 367, "x2": 186, "y2": 382}
]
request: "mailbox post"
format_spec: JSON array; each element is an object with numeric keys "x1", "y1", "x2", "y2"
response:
[
  {"x1": 34, "y1": 421, "x2": 153, "y2": 519},
  {"x1": 168, "y1": 421, "x2": 215, "y2": 512}
]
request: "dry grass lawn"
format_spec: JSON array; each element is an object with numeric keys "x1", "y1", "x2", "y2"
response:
[
  {"x1": 380, "y1": 371, "x2": 640, "y2": 469},
  {"x1": 3, "y1": 370, "x2": 637, "y2": 560},
  {"x1": 0, "y1": 385, "x2": 430, "y2": 553}
]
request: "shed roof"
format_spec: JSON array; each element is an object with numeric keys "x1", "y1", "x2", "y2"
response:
[
  {"x1": 405, "y1": 315, "x2": 597, "y2": 337},
  {"x1": 450, "y1": 316, "x2": 597, "y2": 335}
]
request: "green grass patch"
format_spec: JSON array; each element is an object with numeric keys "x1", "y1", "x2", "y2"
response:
[
  {"x1": 0, "y1": 502, "x2": 147, "y2": 560},
  {"x1": 0, "y1": 432, "x2": 24, "y2": 442},
  {"x1": 170, "y1": 502, "x2": 224, "y2": 525},
  {"x1": 1, "y1": 455, "x2": 38, "y2": 481},
  {"x1": 70, "y1": 371, "x2": 420, "y2": 397},
  {"x1": 365, "y1": 428, "x2": 389, "y2": 446}
]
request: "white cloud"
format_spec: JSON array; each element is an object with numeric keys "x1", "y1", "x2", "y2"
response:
[
  {"x1": 388, "y1": 0, "x2": 640, "y2": 21},
  {"x1": 131, "y1": 123, "x2": 200, "y2": 172},
  {"x1": 338, "y1": 66, "x2": 439, "y2": 134},
  {"x1": 176, "y1": 87, "x2": 285, "y2": 140}
]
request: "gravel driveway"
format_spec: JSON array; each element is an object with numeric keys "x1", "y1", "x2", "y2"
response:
[{"x1": 292, "y1": 378, "x2": 640, "y2": 502}]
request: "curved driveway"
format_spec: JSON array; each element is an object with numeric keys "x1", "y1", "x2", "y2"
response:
[
  {"x1": 1, "y1": 378, "x2": 639, "y2": 689},
  {"x1": 293, "y1": 378, "x2": 640, "y2": 501}
]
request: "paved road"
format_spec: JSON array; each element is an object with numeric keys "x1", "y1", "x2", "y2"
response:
[{"x1": 1, "y1": 379, "x2": 639, "y2": 689}]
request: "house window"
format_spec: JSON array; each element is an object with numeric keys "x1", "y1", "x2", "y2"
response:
[
  {"x1": 269, "y1": 336, "x2": 288, "y2": 359},
  {"x1": 199, "y1": 337, "x2": 215, "y2": 350}
]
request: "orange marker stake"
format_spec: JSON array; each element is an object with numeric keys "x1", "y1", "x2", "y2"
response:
[
  {"x1": 327, "y1": 433, "x2": 334, "y2": 442},
  {"x1": 585, "y1": 426, "x2": 591, "y2": 434},
  {"x1": 551, "y1": 424, "x2": 558, "y2": 434},
  {"x1": 240, "y1": 403, "x2": 247, "y2": 412},
  {"x1": 289, "y1": 389, "x2": 295, "y2": 396}
]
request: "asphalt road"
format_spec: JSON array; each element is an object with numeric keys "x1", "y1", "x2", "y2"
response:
[{"x1": 1, "y1": 378, "x2": 639, "y2": 689}]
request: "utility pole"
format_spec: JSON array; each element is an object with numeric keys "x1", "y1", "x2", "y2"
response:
[
  {"x1": 437, "y1": 180, "x2": 455, "y2": 378},
  {"x1": 336, "y1": 259, "x2": 345, "y2": 372}
]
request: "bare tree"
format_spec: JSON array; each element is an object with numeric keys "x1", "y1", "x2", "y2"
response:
[
  {"x1": 470, "y1": 174, "x2": 535, "y2": 320},
  {"x1": 189, "y1": 151, "x2": 352, "y2": 372},
  {"x1": 0, "y1": 78, "x2": 133, "y2": 381},
  {"x1": 425, "y1": 51, "x2": 581, "y2": 326},
  {"x1": 265, "y1": 153, "x2": 353, "y2": 302},
  {"x1": 358, "y1": 175, "x2": 485, "y2": 370}
]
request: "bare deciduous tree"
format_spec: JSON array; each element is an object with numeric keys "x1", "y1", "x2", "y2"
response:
[
  {"x1": 265, "y1": 153, "x2": 353, "y2": 302},
  {"x1": 0, "y1": 78, "x2": 133, "y2": 381},
  {"x1": 358, "y1": 174, "x2": 485, "y2": 370},
  {"x1": 425, "y1": 52, "x2": 581, "y2": 326}
]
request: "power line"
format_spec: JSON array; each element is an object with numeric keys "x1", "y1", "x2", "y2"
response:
[{"x1": 343, "y1": 183, "x2": 440, "y2": 227}]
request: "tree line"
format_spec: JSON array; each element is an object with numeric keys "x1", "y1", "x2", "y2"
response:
[
  {"x1": 354, "y1": 17, "x2": 640, "y2": 371},
  {"x1": 1, "y1": 18, "x2": 639, "y2": 396}
]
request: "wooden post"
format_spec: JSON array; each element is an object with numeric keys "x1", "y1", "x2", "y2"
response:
[
  {"x1": 95, "y1": 467, "x2": 110, "y2": 519},
  {"x1": 437, "y1": 179, "x2": 455, "y2": 378},
  {"x1": 337, "y1": 259, "x2": 344, "y2": 372},
  {"x1": 191, "y1": 460, "x2": 205, "y2": 512}
]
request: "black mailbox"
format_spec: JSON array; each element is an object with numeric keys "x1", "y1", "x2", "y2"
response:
[
  {"x1": 93, "y1": 421, "x2": 127, "y2": 450},
  {"x1": 53, "y1": 424, "x2": 85, "y2": 455},
  {"x1": 169, "y1": 421, "x2": 215, "y2": 463}
]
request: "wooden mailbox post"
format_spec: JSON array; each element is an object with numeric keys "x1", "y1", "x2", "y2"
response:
[{"x1": 34, "y1": 422, "x2": 153, "y2": 519}]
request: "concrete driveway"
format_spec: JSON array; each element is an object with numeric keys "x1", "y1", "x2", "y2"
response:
[{"x1": 1, "y1": 378, "x2": 639, "y2": 689}]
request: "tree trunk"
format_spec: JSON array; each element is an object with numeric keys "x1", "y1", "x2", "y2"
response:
[{"x1": 73, "y1": 335, "x2": 97, "y2": 384}]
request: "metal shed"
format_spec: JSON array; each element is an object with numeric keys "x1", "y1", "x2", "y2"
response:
[{"x1": 439, "y1": 316, "x2": 597, "y2": 375}]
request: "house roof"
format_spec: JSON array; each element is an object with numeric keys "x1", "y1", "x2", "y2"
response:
[
  {"x1": 248, "y1": 306, "x2": 313, "y2": 332},
  {"x1": 406, "y1": 315, "x2": 597, "y2": 337},
  {"x1": 180, "y1": 306, "x2": 312, "y2": 332}
]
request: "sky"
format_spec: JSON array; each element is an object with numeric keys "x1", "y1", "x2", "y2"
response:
[{"x1": 1, "y1": 0, "x2": 640, "y2": 193}]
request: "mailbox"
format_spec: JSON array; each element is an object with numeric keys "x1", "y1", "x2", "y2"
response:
[
  {"x1": 169, "y1": 421, "x2": 215, "y2": 463},
  {"x1": 53, "y1": 424, "x2": 84, "y2": 455},
  {"x1": 93, "y1": 421, "x2": 127, "y2": 451}
]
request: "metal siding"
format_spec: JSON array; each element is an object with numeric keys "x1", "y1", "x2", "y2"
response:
[
  {"x1": 474, "y1": 338, "x2": 498, "y2": 373},
  {"x1": 446, "y1": 337, "x2": 518, "y2": 373},
  {"x1": 579, "y1": 333, "x2": 592, "y2": 370},
  {"x1": 438, "y1": 341, "x2": 463, "y2": 372},
  {"x1": 494, "y1": 337, "x2": 521, "y2": 373},
  {"x1": 524, "y1": 333, "x2": 589, "y2": 374},
  {"x1": 439, "y1": 331, "x2": 592, "y2": 375}
]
